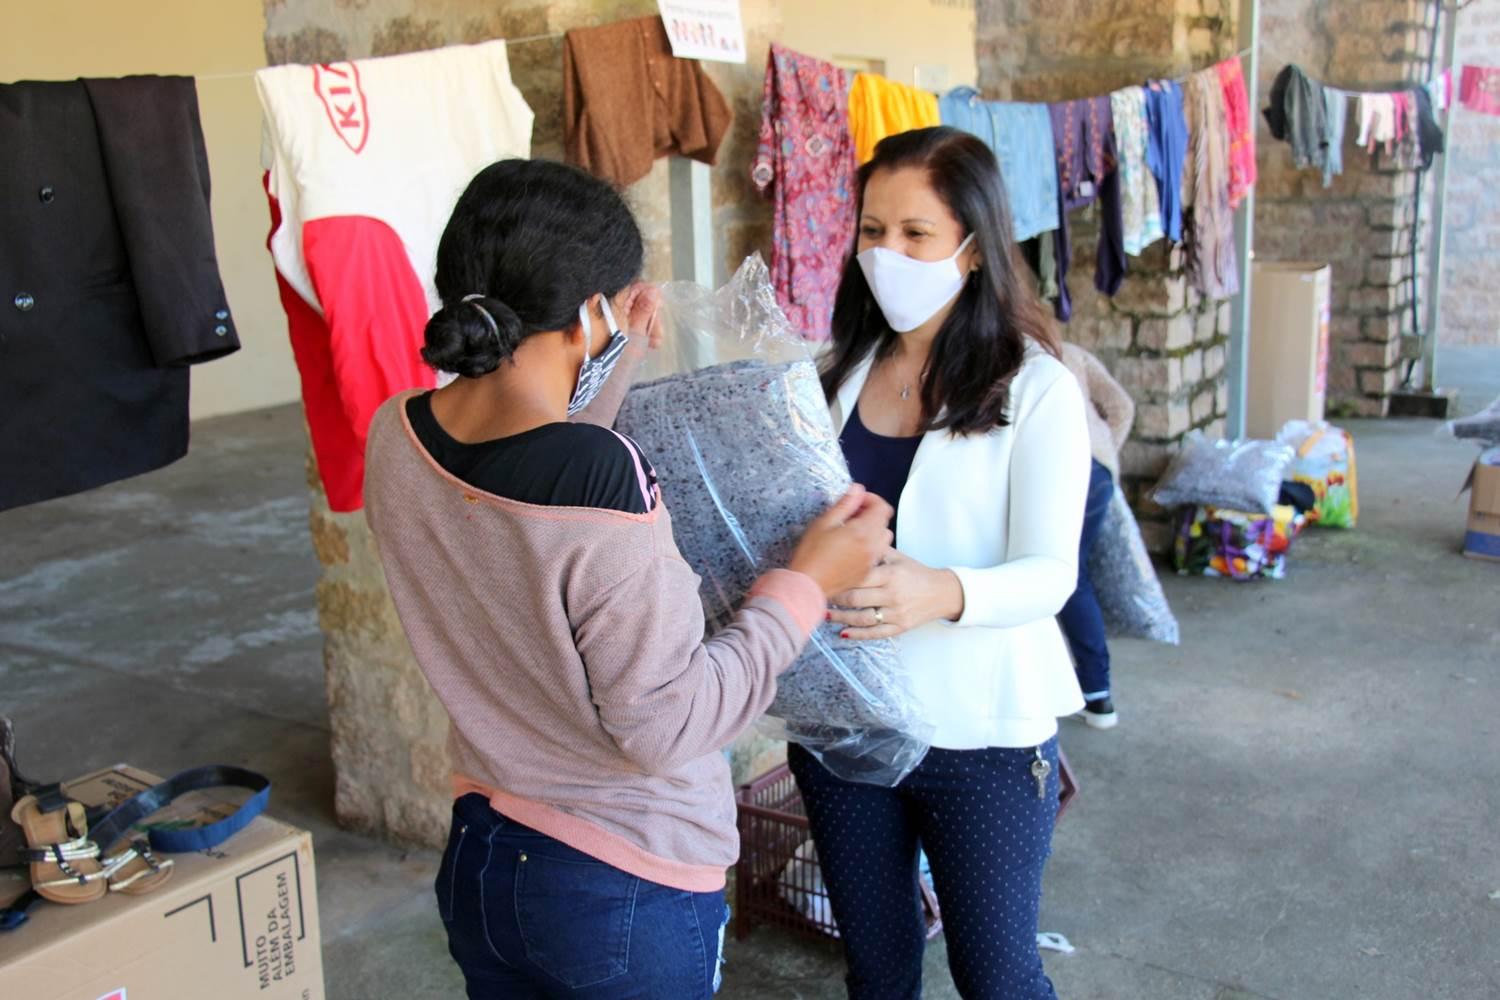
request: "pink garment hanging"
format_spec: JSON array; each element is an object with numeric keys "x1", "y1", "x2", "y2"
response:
[
  {"x1": 1460, "y1": 65, "x2": 1500, "y2": 116},
  {"x1": 1391, "y1": 91, "x2": 1411, "y2": 144},
  {"x1": 1216, "y1": 58, "x2": 1256, "y2": 209}
]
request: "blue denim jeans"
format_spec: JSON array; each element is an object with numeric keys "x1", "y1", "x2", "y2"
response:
[
  {"x1": 1057, "y1": 459, "x2": 1115, "y2": 700},
  {"x1": 437, "y1": 793, "x2": 729, "y2": 999}
]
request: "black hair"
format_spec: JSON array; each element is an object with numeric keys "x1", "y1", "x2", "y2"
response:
[
  {"x1": 422, "y1": 159, "x2": 644, "y2": 378},
  {"x1": 820, "y1": 126, "x2": 1061, "y2": 436}
]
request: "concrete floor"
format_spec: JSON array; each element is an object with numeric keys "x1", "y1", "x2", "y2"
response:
[{"x1": 2, "y1": 349, "x2": 1497, "y2": 999}]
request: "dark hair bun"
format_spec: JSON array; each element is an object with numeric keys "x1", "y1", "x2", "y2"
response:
[
  {"x1": 426, "y1": 160, "x2": 645, "y2": 379},
  {"x1": 421, "y1": 295, "x2": 522, "y2": 378}
]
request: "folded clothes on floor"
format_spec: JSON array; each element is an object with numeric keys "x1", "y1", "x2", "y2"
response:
[{"x1": 1173, "y1": 503, "x2": 1306, "y2": 581}]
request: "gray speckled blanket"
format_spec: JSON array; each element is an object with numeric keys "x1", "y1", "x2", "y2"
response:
[
  {"x1": 1088, "y1": 485, "x2": 1179, "y2": 644},
  {"x1": 616, "y1": 358, "x2": 928, "y2": 755}
]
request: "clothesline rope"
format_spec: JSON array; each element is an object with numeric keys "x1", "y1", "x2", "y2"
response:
[
  {"x1": 193, "y1": 30, "x2": 564, "y2": 81},
  {"x1": 184, "y1": 38, "x2": 1252, "y2": 87},
  {"x1": 1173, "y1": 47, "x2": 1254, "y2": 83},
  {"x1": 119, "y1": 42, "x2": 1478, "y2": 100},
  {"x1": 1261, "y1": 58, "x2": 1451, "y2": 98}
]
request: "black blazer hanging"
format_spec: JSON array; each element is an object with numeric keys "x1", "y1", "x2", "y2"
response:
[{"x1": 0, "y1": 75, "x2": 239, "y2": 512}]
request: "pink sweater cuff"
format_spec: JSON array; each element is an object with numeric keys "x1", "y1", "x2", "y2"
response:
[{"x1": 749, "y1": 569, "x2": 827, "y2": 637}]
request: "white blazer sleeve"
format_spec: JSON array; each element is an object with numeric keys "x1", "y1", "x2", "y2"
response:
[{"x1": 949, "y1": 368, "x2": 1092, "y2": 629}]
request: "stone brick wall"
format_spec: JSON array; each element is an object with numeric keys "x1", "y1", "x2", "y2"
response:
[
  {"x1": 976, "y1": 0, "x2": 1237, "y2": 550},
  {"x1": 1254, "y1": 0, "x2": 1435, "y2": 417},
  {"x1": 1087, "y1": 247, "x2": 1234, "y2": 551},
  {"x1": 1439, "y1": 1, "x2": 1500, "y2": 348},
  {"x1": 262, "y1": 0, "x2": 786, "y2": 845}
]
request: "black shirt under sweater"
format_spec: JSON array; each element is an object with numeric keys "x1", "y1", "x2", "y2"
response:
[{"x1": 405, "y1": 392, "x2": 656, "y2": 515}]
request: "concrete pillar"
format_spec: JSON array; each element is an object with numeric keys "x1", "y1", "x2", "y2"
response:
[
  {"x1": 1253, "y1": 0, "x2": 1435, "y2": 418},
  {"x1": 263, "y1": 0, "x2": 784, "y2": 845}
]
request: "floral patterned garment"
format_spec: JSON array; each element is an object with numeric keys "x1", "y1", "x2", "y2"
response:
[
  {"x1": 752, "y1": 44, "x2": 858, "y2": 342},
  {"x1": 1183, "y1": 70, "x2": 1239, "y2": 300},
  {"x1": 1108, "y1": 86, "x2": 1165, "y2": 256},
  {"x1": 1216, "y1": 58, "x2": 1257, "y2": 209}
]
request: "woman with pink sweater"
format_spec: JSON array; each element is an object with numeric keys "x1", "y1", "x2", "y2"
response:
[{"x1": 364, "y1": 159, "x2": 891, "y2": 999}]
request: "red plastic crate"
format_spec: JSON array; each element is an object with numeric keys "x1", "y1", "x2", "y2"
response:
[{"x1": 733, "y1": 750, "x2": 1079, "y2": 943}]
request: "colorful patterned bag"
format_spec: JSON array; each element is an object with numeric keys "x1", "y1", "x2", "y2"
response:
[
  {"x1": 1277, "y1": 421, "x2": 1358, "y2": 528},
  {"x1": 1173, "y1": 503, "x2": 1307, "y2": 580}
]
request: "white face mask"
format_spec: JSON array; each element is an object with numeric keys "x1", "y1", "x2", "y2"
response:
[{"x1": 856, "y1": 233, "x2": 976, "y2": 333}]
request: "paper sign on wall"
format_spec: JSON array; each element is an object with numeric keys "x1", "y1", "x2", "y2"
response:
[{"x1": 656, "y1": 0, "x2": 747, "y2": 64}]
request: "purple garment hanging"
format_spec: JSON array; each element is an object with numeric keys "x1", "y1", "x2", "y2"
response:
[{"x1": 1046, "y1": 96, "x2": 1126, "y2": 322}]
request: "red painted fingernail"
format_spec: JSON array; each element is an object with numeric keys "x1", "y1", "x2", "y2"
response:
[
  {"x1": 825, "y1": 611, "x2": 832, "y2": 621},
  {"x1": 840, "y1": 631, "x2": 850, "y2": 639}
]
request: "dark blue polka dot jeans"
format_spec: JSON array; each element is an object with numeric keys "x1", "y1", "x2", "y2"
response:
[{"x1": 789, "y1": 738, "x2": 1061, "y2": 1000}]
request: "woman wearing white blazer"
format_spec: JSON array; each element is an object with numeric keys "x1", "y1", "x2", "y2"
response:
[{"x1": 789, "y1": 127, "x2": 1090, "y2": 1000}]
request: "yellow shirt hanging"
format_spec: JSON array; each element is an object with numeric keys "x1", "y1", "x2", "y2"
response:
[{"x1": 848, "y1": 73, "x2": 941, "y2": 164}]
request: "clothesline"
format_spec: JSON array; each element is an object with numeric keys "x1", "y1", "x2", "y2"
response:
[
  {"x1": 1266, "y1": 63, "x2": 1447, "y2": 98},
  {"x1": 1172, "y1": 47, "x2": 1253, "y2": 83},
  {"x1": 184, "y1": 38, "x2": 1251, "y2": 87},
  {"x1": 193, "y1": 30, "x2": 565, "y2": 81}
]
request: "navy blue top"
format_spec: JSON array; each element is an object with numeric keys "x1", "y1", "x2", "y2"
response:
[{"x1": 839, "y1": 404, "x2": 923, "y2": 543}]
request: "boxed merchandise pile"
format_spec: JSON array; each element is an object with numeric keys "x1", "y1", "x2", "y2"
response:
[
  {"x1": 0, "y1": 764, "x2": 323, "y2": 1000},
  {"x1": 1460, "y1": 448, "x2": 1500, "y2": 562},
  {"x1": 1444, "y1": 396, "x2": 1500, "y2": 562}
]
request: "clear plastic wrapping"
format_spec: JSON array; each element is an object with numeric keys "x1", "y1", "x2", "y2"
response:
[
  {"x1": 1087, "y1": 485, "x2": 1180, "y2": 644},
  {"x1": 1275, "y1": 420, "x2": 1358, "y2": 528},
  {"x1": 1152, "y1": 431, "x2": 1296, "y2": 514},
  {"x1": 614, "y1": 256, "x2": 932, "y2": 786},
  {"x1": 1441, "y1": 393, "x2": 1500, "y2": 449}
]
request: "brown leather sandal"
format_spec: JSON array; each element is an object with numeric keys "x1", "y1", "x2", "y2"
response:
[
  {"x1": 103, "y1": 838, "x2": 175, "y2": 895},
  {"x1": 10, "y1": 795, "x2": 108, "y2": 905}
]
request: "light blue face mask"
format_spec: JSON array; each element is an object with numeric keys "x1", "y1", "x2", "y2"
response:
[{"x1": 568, "y1": 296, "x2": 629, "y2": 416}]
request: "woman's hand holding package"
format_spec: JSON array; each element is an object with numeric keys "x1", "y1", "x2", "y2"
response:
[
  {"x1": 829, "y1": 549, "x2": 965, "y2": 640},
  {"x1": 618, "y1": 281, "x2": 665, "y2": 349},
  {"x1": 787, "y1": 486, "x2": 895, "y2": 599}
]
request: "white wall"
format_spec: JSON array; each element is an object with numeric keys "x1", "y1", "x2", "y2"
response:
[
  {"x1": 779, "y1": 0, "x2": 978, "y2": 92},
  {"x1": 3, "y1": 0, "x2": 301, "y2": 421}
]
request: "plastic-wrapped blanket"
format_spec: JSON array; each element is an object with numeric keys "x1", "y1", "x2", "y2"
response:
[
  {"x1": 614, "y1": 256, "x2": 930, "y2": 786},
  {"x1": 1087, "y1": 485, "x2": 1179, "y2": 644},
  {"x1": 1443, "y1": 394, "x2": 1500, "y2": 448},
  {"x1": 1152, "y1": 431, "x2": 1296, "y2": 515}
]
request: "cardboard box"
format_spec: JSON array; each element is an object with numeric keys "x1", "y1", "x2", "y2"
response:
[
  {"x1": 1247, "y1": 261, "x2": 1332, "y2": 440},
  {"x1": 0, "y1": 765, "x2": 324, "y2": 1000},
  {"x1": 1463, "y1": 459, "x2": 1500, "y2": 562}
]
